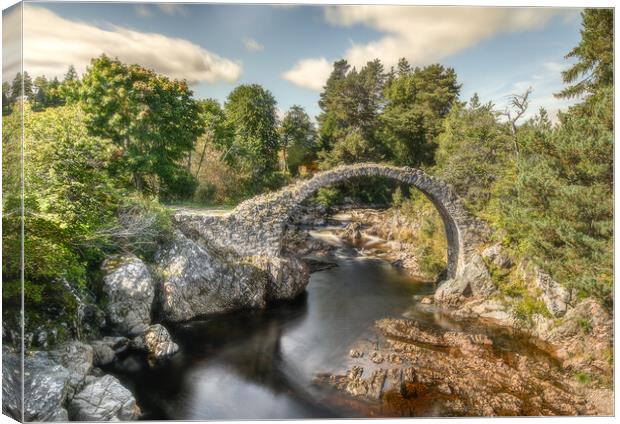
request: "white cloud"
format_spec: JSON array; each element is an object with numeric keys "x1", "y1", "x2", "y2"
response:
[
  {"x1": 157, "y1": 4, "x2": 188, "y2": 16},
  {"x1": 2, "y1": 5, "x2": 22, "y2": 82},
  {"x1": 134, "y1": 5, "x2": 152, "y2": 18},
  {"x1": 281, "y1": 57, "x2": 332, "y2": 91},
  {"x1": 283, "y1": 6, "x2": 575, "y2": 91},
  {"x1": 243, "y1": 37, "x2": 264, "y2": 52},
  {"x1": 21, "y1": 6, "x2": 241, "y2": 84}
]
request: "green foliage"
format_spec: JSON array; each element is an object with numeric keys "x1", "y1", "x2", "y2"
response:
[
  {"x1": 223, "y1": 83, "x2": 280, "y2": 189},
  {"x1": 513, "y1": 297, "x2": 551, "y2": 324},
  {"x1": 392, "y1": 189, "x2": 448, "y2": 278},
  {"x1": 2, "y1": 103, "x2": 174, "y2": 345},
  {"x1": 112, "y1": 196, "x2": 173, "y2": 261},
  {"x1": 10, "y1": 71, "x2": 33, "y2": 100},
  {"x1": 314, "y1": 186, "x2": 344, "y2": 207},
  {"x1": 3, "y1": 104, "x2": 125, "y2": 344},
  {"x1": 60, "y1": 65, "x2": 81, "y2": 103},
  {"x1": 319, "y1": 129, "x2": 381, "y2": 167},
  {"x1": 280, "y1": 105, "x2": 318, "y2": 175},
  {"x1": 574, "y1": 372, "x2": 593, "y2": 386},
  {"x1": 557, "y1": 9, "x2": 613, "y2": 100},
  {"x1": 381, "y1": 63, "x2": 460, "y2": 167},
  {"x1": 80, "y1": 55, "x2": 204, "y2": 197},
  {"x1": 577, "y1": 318, "x2": 593, "y2": 334},
  {"x1": 317, "y1": 59, "x2": 386, "y2": 157},
  {"x1": 391, "y1": 186, "x2": 404, "y2": 207},
  {"x1": 491, "y1": 87, "x2": 613, "y2": 306},
  {"x1": 193, "y1": 99, "x2": 233, "y2": 173},
  {"x1": 434, "y1": 94, "x2": 513, "y2": 212}
]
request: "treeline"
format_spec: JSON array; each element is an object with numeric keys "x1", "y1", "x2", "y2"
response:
[{"x1": 2, "y1": 65, "x2": 79, "y2": 115}]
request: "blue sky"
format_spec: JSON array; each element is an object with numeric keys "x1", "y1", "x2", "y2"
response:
[{"x1": 6, "y1": 2, "x2": 583, "y2": 120}]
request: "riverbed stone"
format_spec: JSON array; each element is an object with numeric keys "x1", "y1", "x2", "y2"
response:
[
  {"x1": 134, "y1": 324, "x2": 179, "y2": 363},
  {"x1": 91, "y1": 336, "x2": 131, "y2": 368},
  {"x1": 69, "y1": 374, "x2": 140, "y2": 421},
  {"x1": 101, "y1": 253, "x2": 155, "y2": 336},
  {"x1": 434, "y1": 252, "x2": 495, "y2": 303}
]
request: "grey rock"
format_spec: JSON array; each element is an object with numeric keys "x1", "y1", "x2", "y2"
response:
[
  {"x1": 91, "y1": 337, "x2": 130, "y2": 367},
  {"x1": 49, "y1": 341, "x2": 94, "y2": 396},
  {"x1": 134, "y1": 324, "x2": 179, "y2": 364},
  {"x1": 465, "y1": 253, "x2": 496, "y2": 297},
  {"x1": 101, "y1": 253, "x2": 155, "y2": 337},
  {"x1": 533, "y1": 269, "x2": 573, "y2": 317},
  {"x1": 69, "y1": 374, "x2": 141, "y2": 421},
  {"x1": 47, "y1": 407, "x2": 69, "y2": 421},
  {"x1": 156, "y1": 231, "x2": 271, "y2": 322},
  {"x1": 91, "y1": 342, "x2": 117, "y2": 368},
  {"x1": 435, "y1": 253, "x2": 495, "y2": 302},
  {"x1": 481, "y1": 243, "x2": 512, "y2": 268},
  {"x1": 24, "y1": 351, "x2": 72, "y2": 422},
  {"x1": 2, "y1": 347, "x2": 22, "y2": 421},
  {"x1": 80, "y1": 303, "x2": 107, "y2": 334}
]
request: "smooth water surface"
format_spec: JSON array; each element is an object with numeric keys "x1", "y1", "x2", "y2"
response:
[{"x1": 114, "y1": 254, "x2": 433, "y2": 420}]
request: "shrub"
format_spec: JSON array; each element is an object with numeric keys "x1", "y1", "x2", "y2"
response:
[
  {"x1": 513, "y1": 296, "x2": 551, "y2": 324},
  {"x1": 110, "y1": 196, "x2": 173, "y2": 260}
]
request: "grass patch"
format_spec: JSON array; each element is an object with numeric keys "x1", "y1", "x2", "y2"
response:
[
  {"x1": 574, "y1": 372, "x2": 593, "y2": 386},
  {"x1": 513, "y1": 296, "x2": 551, "y2": 324},
  {"x1": 577, "y1": 318, "x2": 593, "y2": 334}
]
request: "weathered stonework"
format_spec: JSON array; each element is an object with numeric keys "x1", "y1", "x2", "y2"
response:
[{"x1": 168, "y1": 164, "x2": 491, "y2": 320}]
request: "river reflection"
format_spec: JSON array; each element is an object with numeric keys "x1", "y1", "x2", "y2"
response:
[{"x1": 112, "y1": 256, "x2": 433, "y2": 420}]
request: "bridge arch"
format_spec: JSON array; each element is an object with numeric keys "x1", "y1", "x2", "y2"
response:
[{"x1": 231, "y1": 163, "x2": 479, "y2": 280}]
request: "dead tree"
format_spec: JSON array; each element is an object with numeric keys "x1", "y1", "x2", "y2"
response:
[{"x1": 501, "y1": 87, "x2": 532, "y2": 159}]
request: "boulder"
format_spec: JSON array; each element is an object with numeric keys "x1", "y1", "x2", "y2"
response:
[
  {"x1": 156, "y1": 231, "x2": 271, "y2": 322},
  {"x1": 101, "y1": 254, "x2": 155, "y2": 337},
  {"x1": 91, "y1": 337, "x2": 129, "y2": 368},
  {"x1": 23, "y1": 351, "x2": 72, "y2": 422},
  {"x1": 69, "y1": 374, "x2": 140, "y2": 421},
  {"x1": 434, "y1": 253, "x2": 495, "y2": 302},
  {"x1": 133, "y1": 324, "x2": 179, "y2": 364},
  {"x1": 2, "y1": 347, "x2": 22, "y2": 420},
  {"x1": 462, "y1": 253, "x2": 496, "y2": 297},
  {"x1": 80, "y1": 303, "x2": 107, "y2": 335},
  {"x1": 49, "y1": 341, "x2": 94, "y2": 397}
]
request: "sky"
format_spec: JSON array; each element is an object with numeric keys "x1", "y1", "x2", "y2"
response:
[{"x1": 3, "y1": 2, "x2": 584, "y2": 121}]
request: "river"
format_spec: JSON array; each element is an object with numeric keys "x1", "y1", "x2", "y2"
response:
[{"x1": 109, "y1": 221, "x2": 580, "y2": 419}]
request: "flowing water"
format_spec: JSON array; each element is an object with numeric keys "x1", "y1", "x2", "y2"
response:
[{"x1": 110, "y1": 223, "x2": 561, "y2": 419}]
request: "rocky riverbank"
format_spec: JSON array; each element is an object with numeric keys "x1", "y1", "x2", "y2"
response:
[
  {"x1": 299, "y1": 207, "x2": 613, "y2": 416},
  {"x1": 313, "y1": 316, "x2": 611, "y2": 416},
  {"x1": 2, "y1": 253, "x2": 181, "y2": 421}
]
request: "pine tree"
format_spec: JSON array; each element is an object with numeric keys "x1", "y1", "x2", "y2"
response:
[{"x1": 556, "y1": 8, "x2": 613, "y2": 100}]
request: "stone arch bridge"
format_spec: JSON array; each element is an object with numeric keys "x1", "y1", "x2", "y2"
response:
[{"x1": 164, "y1": 164, "x2": 494, "y2": 322}]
